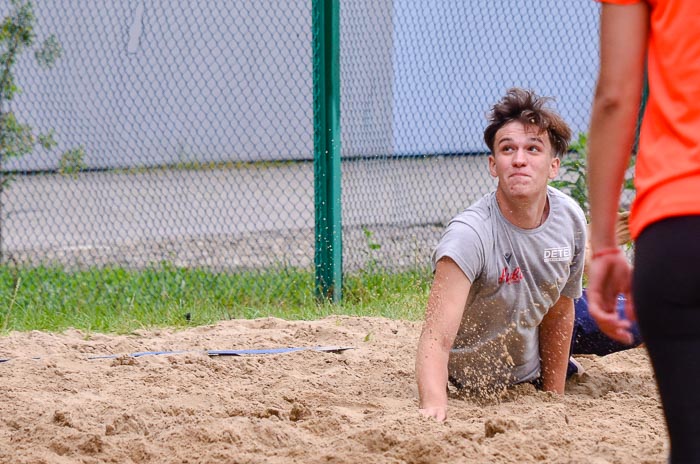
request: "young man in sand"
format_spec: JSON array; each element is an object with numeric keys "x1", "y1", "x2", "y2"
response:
[{"x1": 416, "y1": 88, "x2": 588, "y2": 421}]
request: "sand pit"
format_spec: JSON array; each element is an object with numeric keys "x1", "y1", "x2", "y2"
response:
[{"x1": 0, "y1": 317, "x2": 666, "y2": 463}]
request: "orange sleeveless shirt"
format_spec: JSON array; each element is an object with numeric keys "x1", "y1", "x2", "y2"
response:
[{"x1": 599, "y1": 0, "x2": 700, "y2": 238}]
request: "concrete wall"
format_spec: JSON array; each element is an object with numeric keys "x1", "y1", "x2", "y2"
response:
[
  {"x1": 9, "y1": 0, "x2": 313, "y2": 170},
  {"x1": 6, "y1": 0, "x2": 600, "y2": 171}
]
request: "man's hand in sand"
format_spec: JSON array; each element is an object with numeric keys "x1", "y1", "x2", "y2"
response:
[
  {"x1": 587, "y1": 248, "x2": 635, "y2": 345},
  {"x1": 419, "y1": 406, "x2": 447, "y2": 422}
]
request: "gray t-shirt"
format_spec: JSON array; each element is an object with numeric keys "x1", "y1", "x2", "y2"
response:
[{"x1": 432, "y1": 186, "x2": 586, "y2": 392}]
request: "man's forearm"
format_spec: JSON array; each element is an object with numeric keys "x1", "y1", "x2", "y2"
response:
[
  {"x1": 539, "y1": 337, "x2": 571, "y2": 394},
  {"x1": 539, "y1": 298, "x2": 575, "y2": 394},
  {"x1": 415, "y1": 258, "x2": 471, "y2": 420},
  {"x1": 416, "y1": 339, "x2": 450, "y2": 407}
]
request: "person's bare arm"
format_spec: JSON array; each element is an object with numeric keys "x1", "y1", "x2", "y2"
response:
[
  {"x1": 587, "y1": 3, "x2": 649, "y2": 342},
  {"x1": 588, "y1": 3, "x2": 648, "y2": 251},
  {"x1": 538, "y1": 296, "x2": 575, "y2": 394},
  {"x1": 415, "y1": 257, "x2": 470, "y2": 421}
]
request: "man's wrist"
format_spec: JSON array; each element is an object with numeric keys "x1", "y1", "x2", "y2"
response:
[
  {"x1": 419, "y1": 395, "x2": 447, "y2": 409},
  {"x1": 418, "y1": 389, "x2": 448, "y2": 409}
]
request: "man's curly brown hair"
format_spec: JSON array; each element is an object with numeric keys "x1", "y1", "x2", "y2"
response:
[{"x1": 483, "y1": 88, "x2": 572, "y2": 158}]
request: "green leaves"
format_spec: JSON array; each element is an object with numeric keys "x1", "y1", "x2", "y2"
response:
[
  {"x1": 550, "y1": 133, "x2": 590, "y2": 217},
  {"x1": 0, "y1": 71, "x2": 18, "y2": 102},
  {"x1": 0, "y1": 111, "x2": 34, "y2": 160},
  {"x1": 34, "y1": 34, "x2": 62, "y2": 68},
  {"x1": 550, "y1": 132, "x2": 636, "y2": 220},
  {"x1": 0, "y1": 1, "x2": 81, "y2": 186},
  {"x1": 361, "y1": 227, "x2": 382, "y2": 273},
  {"x1": 58, "y1": 145, "x2": 87, "y2": 177},
  {"x1": 0, "y1": 1, "x2": 39, "y2": 161},
  {"x1": 1, "y1": 1, "x2": 35, "y2": 46},
  {"x1": 362, "y1": 227, "x2": 381, "y2": 251},
  {"x1": 0, "y1": 1, "x2": 79, "y2": 263},
  {"x1": 37, "y1": 128, "x2": 56, "y2": 149}
]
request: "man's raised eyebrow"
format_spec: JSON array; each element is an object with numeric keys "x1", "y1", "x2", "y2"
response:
[{"x1": 496, "y1": 136, "x2": 545, "y2": 144}]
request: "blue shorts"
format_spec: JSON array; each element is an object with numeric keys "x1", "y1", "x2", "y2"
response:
[{"x1": 571, "y1": 288, "x2": 643, "y2": 356}]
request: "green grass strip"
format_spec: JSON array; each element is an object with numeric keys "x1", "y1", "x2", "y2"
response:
[{"x1": 0, "y1": 264, "x2": 431, "y2": 334}]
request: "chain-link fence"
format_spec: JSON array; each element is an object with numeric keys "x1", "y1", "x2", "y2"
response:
[
  {"x1": 3, "y1": 1, "x2": 316, "y2": 276},
  {"x1": 339, "y1": 0, "x2": 610, "y2": 274},
  {"x1": 2, "y1": 1, "x2": 621, "y2": 299}
]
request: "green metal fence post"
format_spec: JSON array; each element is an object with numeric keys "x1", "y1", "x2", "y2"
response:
[{"x1": 312, "y1": 0, "x2": 342, "y2": 302}]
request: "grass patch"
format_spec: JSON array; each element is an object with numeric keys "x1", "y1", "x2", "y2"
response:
[{"x1": 0, "y1": 264, "x2": 431, "y2": 334}]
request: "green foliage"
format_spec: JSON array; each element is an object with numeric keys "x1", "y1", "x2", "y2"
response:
[
  {"x1": 0, "y1": 110, "x2": 34, "y2": 188},
  {"x1": 0, "y1": 1, "x2": 85, "y2": 262},
  {"x1": 0, "y1": 0, "x2": 35, "y2": 103},
  {"x1": 362, "y1": 227, "x2": 381, "y2": 252},
  {"x1": 361, "y1": 226, "x2": 381, "y2": 271},
  {"x1": 36, "y1": 128, "x2": 56, "y2": 149},
  {"x1": 0, "y1": 1, "x2": 82, "y2": 179},
  {"x1": 550, "y1": 133, "x2": 590, "y2": 215},
  {"x1": 0, "y1": 110, "x2": 33, "y2": 159},
  {"x1": 58, "y1": 145, "x2": 86, "y2": 177},
  {"x1": 34, "y1": 33, "x2": 61, "y2": 68},
  {"x1": 550, "y1": 132, "x2": 636, "y2": 219},
  {"x1": 0, "y1": 264, "x2": 432, "y2": 333}
]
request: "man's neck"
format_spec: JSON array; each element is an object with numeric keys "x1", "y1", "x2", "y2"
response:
[{"x1": 495, "y1": 188, "x2": 549, "y2": 229}]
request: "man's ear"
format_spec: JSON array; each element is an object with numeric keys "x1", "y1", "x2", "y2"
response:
[
  {"x1": 548, "y1": 156, "x2": 561, "y2": 179},
  {"x1": 488, "y1": 154, "x2": 497, "y2": 178}
]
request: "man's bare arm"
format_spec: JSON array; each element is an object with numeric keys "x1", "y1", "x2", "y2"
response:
[
  {"x1": 538, "y1": 295, "x2": 575, "y2": 394},
  {"x1": 415, "y1": 257, "x2": 471, "y2": 421}
]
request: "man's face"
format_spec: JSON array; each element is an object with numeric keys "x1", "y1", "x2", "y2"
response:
[{"x1": 488, "y1": 121, "x2": 560, "y2": 201}]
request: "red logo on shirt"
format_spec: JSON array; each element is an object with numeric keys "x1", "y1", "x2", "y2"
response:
[{"x1": 498, "y1": 266, "x2": 523, "y2": 284}]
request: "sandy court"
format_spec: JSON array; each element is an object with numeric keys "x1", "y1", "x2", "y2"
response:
[{"x1": 1, "y1": 317, "x2": 665, "y2": 463}]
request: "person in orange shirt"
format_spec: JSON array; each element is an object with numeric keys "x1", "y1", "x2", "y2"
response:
[{"x1": 587, "y1": 1, "x2": 700, "y2": 462}]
